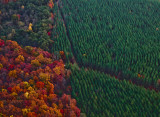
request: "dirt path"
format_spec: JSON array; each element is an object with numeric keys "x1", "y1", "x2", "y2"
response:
[{"x1": 56, "y1": 0, "x2": 79, "y2": 66}]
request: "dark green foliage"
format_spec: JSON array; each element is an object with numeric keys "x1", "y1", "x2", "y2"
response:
[
  {"x1": 59, "y1": 0, "x2": 160, "y2": 87},
  {"x1": 11, "y1": 14, "x2": 19, "y2": 25},
  {"x1": 0, "y1": 0, "x2": 52, "y2": 51},
  {"x1": 51, "y1": 3, "x2": 73, "y2": 62},
  {"x1": 0, "y1": 0, "x2": 160, "y2": 116},
  {"x1": 70, "y1": 68, "x2": 160, "y2": 117}
]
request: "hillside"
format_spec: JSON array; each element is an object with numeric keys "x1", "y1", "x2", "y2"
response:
[
  {"x1": 0, "y1": 39, "x2": 80, "y2": 116},
  {"x1": 0, "y1": 0, "x2": 160, "y2": 117}
]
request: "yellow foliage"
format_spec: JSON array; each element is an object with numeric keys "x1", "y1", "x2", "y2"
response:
[
  {"x1": 24, "y1": 92, "x2": 29, "y2": 99},
  {"x1": 39, "y1": 73, "x2": 50, "y2": 83},
  {"x1": 28, "y1": 91, "x2": 38, "y2": 99},
  {"x1": 83, "y1": 54, "x2": 87, "y2": 56},
  {"x1": 52, "y1": 107, "x2": 62, "y2": 117},
  {"x1": 53, "y1": 66, "x2": 61, "y2": 75},
  {"x1": 31, "y1": 59, "x2": 41, "y2": 67},
  {"x1": 11, "y1": 92, "x2": 18, "y2": 96},
  {"x1": 56, "y1": 110, "x2": 62, "y2": 117},
  {"x1": 28, "y1": 23, "x2": 33, "y2": 31},
  {"x1": 21, "y1": 5, "x2": 24, "y2": 9},
  {"x1": 2, "y1": 89, "x2": 7, "y2": 92},
  {"x1": 52, "y1": 103, "x2": 58, "y2": 109},
  {"x1": 15, "y1": 55, "x2": 24, "y2": 63},
  {"x1": 36, "y1": 54, "x2": 45, "y2": 63},
  {"x1": 23, "y1": 81, "x2": 30, "y2": 88},
  {"x1": 8, "y1": 70, "x2": 17, "y2": 78},
  {"x1": 27, "y1": 86, "x2": 34, "y2": 91},
  {"x1": 36, "y1": 54, "x2": 52, "y2": 64},
  {"x1": 22, "y1": 108, "x2": 31, "y2": 116},
  {"x1": 39, "y1": 105, "x2": 48, "y2": 113}
]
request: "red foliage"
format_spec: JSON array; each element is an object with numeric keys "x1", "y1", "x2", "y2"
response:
[
  {"x1": 0, "y1": 40, "x2": 80, "y2": 116},
  {"x1": 17, "y1": 14, "x2": 20, "y2": 20},
  {"x1": 36, "y1": 81, "x2": 45, "y2": 89},
  {"x1": 8, "y1": 64, "x2": 15, "y2": 70},
  {"x1": 48, "y1": 61, "x2": 59, "y2": 69},
  {"x1": 24, "y1": 100, "x2": 31, "y2": 107},
  {"x1": 7, "y1": 87, "x2": 12, "y2": 93},
  {"x1": 60, "y1": 51, "x2": 66, "y2": 61},
  {"x1": 74, "y1": 107, "x2": 81, "y2": 117},
  {"x1": 27, "y1": 112, "x2": 37, "y2": 117},
  {"x1": 60, "y1": 109, "x2": 64, "y2": 114},
  {"x1": 47, "y1": 31, "x2": 51, "y2": 36},
  {"x1": 129, "y1": 80, "x2": 132, "y2": 84},
  {"x1": 0, "y1": 39, "x2": 5, "y2": 46}
]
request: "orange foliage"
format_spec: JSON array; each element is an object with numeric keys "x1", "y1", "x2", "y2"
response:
[
  {"x1": 51, "y1": 13, "x2": 54, "y2": 19},
  {"x1": 33, "y1": 76, "x2": 39, "y2": 81},
  {"x1": 0, "y1": 40, "x2": 80, "y2": 117},
  {"x1": 59, "y1": 51, "x2": 64, "y2": 56},
  {"x1": 138, "y1": 73, "x2": 141, "y2": 78},
  {"x1": 48, "y1": 94, "x2": 57, "y2": 100},
  {"x1": 36, "y1": 68, "x2": 44, "y2": 73},
  {"x1": 0, "y1": 101, "x2": 4, "y2": 108},
  {"x1": 29, "y1": 79, "x2": 35, "y2": 85},
  {"x1": 48, "y1": 3, "x2": 53, "y2": 8},
  {"x1": 6, "y1": 40, "x2": 19, "y2": 49},
  {"x1": 1, "y1": 56, "x2": 8, "y2": 66},
  {"x1": 48, "y1": 0, "x2": 54, "y2": 8},
  {"x1": 0, "y1": 63, "x2": 3, "y2": 70},
  {"x1": 46, "y1": 82, "x2": 54, "y2": 94},
  {"x1": 36, "y1": 81, "x2": 45, "y2": 89},
  {"x1": 27, "y1": 112, "x2": 37, "y2": 117},
  {"x1": 58, "y1": 100, "x2": 63, "y2": 109},
  {"x1": 11, "y1": 85, "x2": 22, "y2": 94},
  {"x1": 138, "y1": 73, "x2": 144, "y2": 78},
  {"x1": 45, "y1": 66, "x2": 52, "y2": 73},
  {"x1": 44, "y1": 58, "x2": 52, "y2": 64}
]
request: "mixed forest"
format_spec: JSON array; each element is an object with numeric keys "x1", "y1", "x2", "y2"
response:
[{"x1": 0, "y1": 0, "x2": 160, "y2": 117}]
